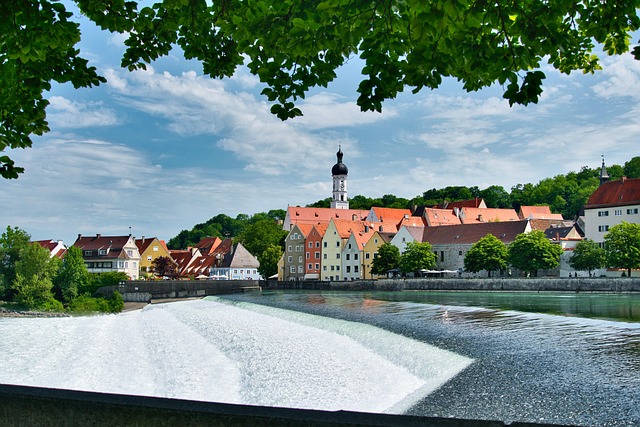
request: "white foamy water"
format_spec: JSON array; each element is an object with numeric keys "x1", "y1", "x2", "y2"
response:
[{"x1": 0, "y1": 298, "x2": 472, "y2": 414}]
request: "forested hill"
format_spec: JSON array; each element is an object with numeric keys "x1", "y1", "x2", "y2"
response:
[{"x1": 168, "y1": 157, "x2": 640, "y2": 250}]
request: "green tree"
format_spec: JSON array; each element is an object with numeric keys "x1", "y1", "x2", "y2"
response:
[
  {"x1": 257, "y1": 244, "x2": 282, "y2": 279},
  {"x1": 569, "y1": 239, "x2": 606, "y2": 276},
  {"x1": 464, "y1": 234, "x2": 509, "y2": 277},
  {"x1": 11, "y1": 243, "x2": 61, "y2": 309},
  {"x1": 508, "y1": 231, "x2": 564, "y2": 277},
  {"x1": 236, "y1": 219, "x2": 287, "y2": 258},
  {"x1": 54, "y1": 245, "x2": 89, "y2": 303},
  {"x1": 5, "y1": 1, "x2": 639, "y2": 179},
  {"x1": 0, "y1": 226, "x2": 31, "y2": 299},
  {"x1": 623, "y1": 156, "x2": 640, "y2": 178},
  {"x1": 399, "y1": 241, "x2": 436, "y2": 275},
  {"x1": 371, "y1": 243, "x2": 400, "y2": 276},
  {"x1": 480, "y1": 186, "x2": 511, "y2": 209},
  {"x1": 604, "y1": 222, "x2": 640, "y2": 277}
]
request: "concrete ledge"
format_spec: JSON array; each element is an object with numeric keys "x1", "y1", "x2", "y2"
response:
[{"x1": 0, "y1": 384, "x2": 575, "y2": 427}]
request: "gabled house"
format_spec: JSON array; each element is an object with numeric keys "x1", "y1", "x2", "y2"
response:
[
  {"x1": 135, "y1": 237, "x2": 173, "y2": 277},
  {"x1": 583, "y1": 176, "x2": 640, "y2": 244},
  {"x1": 518, "y1": 205, "x2": 564, "y2": 220},
  {"x1": 457, "y1": 207, "x2": 520, "y2": 224},
  {"x1": 33, "y1": 239, "x2": 67, "y2": 259},
  {"x1": 544, "y1": 224, "x2": 583, "y2": 277},
  {"x1": 193, "y1": 237, "x2": 223, "y2": 255},
  {"x1": 422, "y1": 220, "x2": 532, "y2": 276},
  {"x1": 391, "y1": 225, "x2": 425, "y2": 254},
  {"x1": 362, "y1": 231, "x2": 396, "y2": 279},
  {"x1": 341, "y1": 226, "x2": 376, "y2": 281},
  {"x1": 321, "y1": 219, "x2": 375, "y2": 281},
  {"x1": 422, "y1": 208, "x2": 462, "y2": 227},
  {"x1": 73, "y1": 234, "x2": 141, "y2": 280},
  {"x1": 170, "y1": 247, "x2": 203, "y2": 278},
  {"x1": 284, "y1": 223, "x2": 313, "y2": 281},
  {"x1": 210, "y1": 242, "x2": 261, "y2": 280},
  {"x1": 304, "y1": 224, "x2": 327, "y2": 280}
]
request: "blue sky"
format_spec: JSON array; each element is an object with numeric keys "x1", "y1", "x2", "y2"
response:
[{"x1": 2, "y1": 5, "x2": 640, "y2": 246}]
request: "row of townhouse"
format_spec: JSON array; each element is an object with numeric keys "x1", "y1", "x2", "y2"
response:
[
  {"x1": 36, "y1": 233, "x2": 261, "y2": 281},
  {"x1": 281, "y1": 198, "x2": 589, "y2": 280}
]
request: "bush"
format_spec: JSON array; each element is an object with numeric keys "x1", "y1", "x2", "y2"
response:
[
  {"x1": 35, "y1": 298, "x2": 64, "y2": 312},
  {"x1": 108, "y1": 291, "x2": 124, "y2": 313}
]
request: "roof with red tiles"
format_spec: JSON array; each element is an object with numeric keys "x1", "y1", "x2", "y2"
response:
[
  {"x1": 33, "y1": 240, "x2": 66, "y2": 259},
  {"x1": 397, "y1": 215, "x2": 426, "y2": 228},
  {"x1": 193, "y1": 237, "x2": 223, "y2": 255},
  {"x1": 518, "y1": 205, "x2": 564, "y2": 220},
  {"x1": 585, "y1": 177, "x2": 640, "y2": 208},
  {"x1": 73, "y1": 234, "x2": 137, "y2": 260},
  {"x1": 422, "y1": 220, "x2": 530, "y2": 245},
  {"x1": 438, "y1": 198, "x2": 487, "y2": 209},
  {"x1": 529, "y1": 219, "x2": 574, "y2": 231},
  {"x1": 285, "y1": 206, "x2": 369, "y2": 229},
  {"x1": 459, "y1": 207, "x2": 520, "y2": 224},
  {"x1": 369, "y1": 207, "x2": 412, "y2": 223},
  {"x1": 423, "y1": 208, "x2": 462, "y2": 227}
]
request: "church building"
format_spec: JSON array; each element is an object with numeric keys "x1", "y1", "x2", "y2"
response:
[{"x1": 330, "y1": 146, "x2": 349, "y2": 209}]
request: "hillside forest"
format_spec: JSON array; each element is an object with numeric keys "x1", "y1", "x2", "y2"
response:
[{"x1": 168, "y1": 157, "x2": 640, "y2": 254}]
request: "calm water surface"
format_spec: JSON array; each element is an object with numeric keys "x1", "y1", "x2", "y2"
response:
[{"x1": 223, "y1": 290, "x2": 640, "y2": 427}]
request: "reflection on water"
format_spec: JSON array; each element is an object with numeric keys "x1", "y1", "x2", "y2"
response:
[{"x1": 227, "y1": 290, "x2": 640, "y2": 427}]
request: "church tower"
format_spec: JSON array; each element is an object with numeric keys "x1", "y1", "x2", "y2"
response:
[
  {"x1": 599, "y1": 155, "x2": 610, "y2": 186},
  {"x1": 330, "y1": 146, "x2": 349, "y2": 209}
]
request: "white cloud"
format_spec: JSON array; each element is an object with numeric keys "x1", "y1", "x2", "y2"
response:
[
  {"x1": 47, "y1": 96, "x2": 119, "y2": 128},
  {"x1": 593, "y1": 54, "x2": 640, "y2": 100}
]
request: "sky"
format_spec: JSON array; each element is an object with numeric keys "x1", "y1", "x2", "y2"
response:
[{"x1": 2, "y1": 5, "x2": 640, "y2": 246}]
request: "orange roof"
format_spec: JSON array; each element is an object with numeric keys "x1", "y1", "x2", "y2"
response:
[
  {"x1": 397, "y1": 215, "x2": 426, "y2": 228},
  {"x1": 586, "y1": 177, "x2": 640, "y2": 208},
  {"x1": 285, "y1": 206, "x2": 369, "y2": 229},
  {"x1": 459, "y1": 207, "x2": 519, "y2": 224},
  {"x1": 423, "y1": 208, "x2": 461, "y2": 226},
  {"x1": 193, "y1": 237, "x2": 223, "y2": 255},
  {"x1": 519, "y1": 205, "x2": 564, "y2": 220},
  {"x1": 370, "y1": 207, "x2": 412, "y2": 223},
  {"x1": 293, "y1": 223, "x2": 315, "y2": 237},
  {"x1": 311, "y1": 223, "x2": 328, "y2": 237}
]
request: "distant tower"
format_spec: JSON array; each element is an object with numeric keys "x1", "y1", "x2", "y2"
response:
[
  {"x1": 599, "y1": 154, "x2": 610, "y2": 186},
  {"x1": 331, "y1": 146, "x2": 349, "y2": 209}
]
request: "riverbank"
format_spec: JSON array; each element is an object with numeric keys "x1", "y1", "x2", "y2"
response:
[{"x1": 0, "y1": 306, "x2": 69, "y2": 318}]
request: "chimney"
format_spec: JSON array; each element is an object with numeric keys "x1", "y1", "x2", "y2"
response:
[
  {"x1": 621, "y1": 176, "x2": 627, "y2": 183},
  {"x1": 379, "y1": 226, "x2": 384, "y2": 232},
  {"x1": 364, "y1": 225, "x2": 369, "y2": 233},
  {"x1": 478, "y1": 214, "x2": 484, "y2": 222},
  {"x1": 96, "y1": 233, "x2": 101, "y2": 238}
]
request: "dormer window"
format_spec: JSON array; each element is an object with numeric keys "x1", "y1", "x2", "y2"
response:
[
  {"x1": 99, "y1": 249, "x2": 107, "y2": 256},
  {"x1": 84, "y1": 250, "x2": 92, "y2": 256}
]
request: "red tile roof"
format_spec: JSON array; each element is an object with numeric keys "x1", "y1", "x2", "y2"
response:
[
  {"x1": 459, "y1": 207, "x2": 520, "y2": 224},
  {"x1": 518, "y1": 206, "x2": 564, "y2": 220},
  {"x1": 585, "y1": 177, "x2": 640, "y2": 208},
  {"x1": 423, "y1": 208, "x2": 461, "y2": 226},
  {"x1": 285, "y1": 206, "x2": 369, "y2": 229}
]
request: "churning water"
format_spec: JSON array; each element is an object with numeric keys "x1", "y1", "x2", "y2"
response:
[
  {"x1": 1, "y1": 291, "x2": 639, "y2": 426},
  {"x1": 0, "y1": 297, "x2": 471, "y2": 414}
]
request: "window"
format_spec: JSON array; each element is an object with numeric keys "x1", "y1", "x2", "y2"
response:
[
  {"x1": 598, "y1": 225, "x2": 609, "y2": 232},
  {"x1": 290, "y1": 266, "x2": 296, "y2": 273},
  {"x1": 354, "y1": 253, "x2": 358, "y2": 260},
  {"x1": 288, "y1": 245, "x2": 292, "y2": 252},
  {"x1": 598, "y1": 210, "x2": 609, "y2": 217},
  {"x1": 441, "y1": 251, "x2": 444, "y2": 262},
  {"x1": 336, "y1": 254, "x2": 340, "y2": 259},
  {"x1": 126, "y1": 250, "x2": 133, "y2": 256},
  {"x1": 147, "y1": 256, "x2": 152, "y2": 261},
  {"x1": 336, "y1": 241, "x2": 340, "y2": 247},
  {"x1": 309, "y1": 242, "x2": 313, "y2": 248},
  {"x1": 402, "y1": 237, "x2": 406, "y2": 243},
  {"x1": 627, "y1": 208, "x2": 639, "y2": 215},
  {"x1": 348, "y1": 243, "x2": 352, "y2": 249},
  {"x1": 346, "y1": 266, "x2": 351, "y2": 273},
  {"x1": 331, "y1": 265, "x2": 335, "y2": 271},
  {"x1": 346, "y1": 254, "x2": 350, "y2": 260},
  {"x1": 615, "y1": 209, "x2": 623, "y2": 216},
  {"x1": 459, "y1": 251, "x2": 463, "y2": 256},
  {"x1": 365, "y1": 253, "x2": 370, "y2": 259},
  {"x1": 336, "y1": 266, "x2": 340, "y2": 271},
  {"x1": 153, "y1": 246, "x2": 158, "y2": 252},
  {"x1": 306, "y1": 252, "x2": 310, "y2": 259},
  {"x1": 323, "y1": 266, "x2": 327, "y2": 271},
  {"x1": 308, "y1": 263, "x2": 312, "y2": 270},
  {"x1": 374, "y1": 238, "x2": 378, "y2": 244},
  {"x1": 99, "y1": 249, "x2": 107, "y2": 256},
  {"x1": 315, "y1": 252, "x2": 320, "y2": 259},
  {"x1": 354, "y1": 266, "x2": 359, "y2": 273},
  {"x1": 316, "y1": 242, "x2": 320, "y2": 247},
  {"x1": 323, "y1": 242, "x2": 328, "y2": 248},
  {"x1": 298, "y1": 256, "x2": 303, "y2": 263},
  {"x1": 288, "y1": 256, "x2": 292, "y2": 262},
  {"x1": 323, "y1": 253, "x2": 327, "y2": 259},
  {"x1": 84, "y1": 250, "x2": 92, "y2": 256},
  {"x1": 315, "y1": 263, "x2": 319, "y2": 269}
]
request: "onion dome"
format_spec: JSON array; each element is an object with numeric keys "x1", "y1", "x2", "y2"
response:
[{"x1": 331, "y1": 146, "x2": 348, "y2": 175}]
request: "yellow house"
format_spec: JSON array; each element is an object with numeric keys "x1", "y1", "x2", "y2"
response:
[
  {"x1": 362, "y1": 231, "x2": 396, "y2": 279},
  {"x1": 135, "y1": 237, "x2": 173, "y2": 277}
]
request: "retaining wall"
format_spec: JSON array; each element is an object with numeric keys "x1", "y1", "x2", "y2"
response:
[
  {"x1": 269, "y1": 278, "x2": 640, "y2": 293},
  {"x1": 0, "y1": 384, "x2": 576, "y2": 427}
]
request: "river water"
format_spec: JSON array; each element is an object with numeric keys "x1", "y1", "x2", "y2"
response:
[{"x1": 1, "y1": 290, "x2": 639, "y2": 426}]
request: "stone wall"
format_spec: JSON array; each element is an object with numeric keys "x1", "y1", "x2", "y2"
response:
[{"x1": 269, "y1": 278, "x2": 640, "y2": 293}]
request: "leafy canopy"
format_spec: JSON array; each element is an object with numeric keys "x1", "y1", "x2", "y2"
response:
[
  {"x1": 464, "y1": 234, "x2": 509, "y2": 277},
  {"x1": 3, "y1": 0, "x2": 640, "y2": 178},
  {"x1": 604, "y1": 222, "x2": 640, "y2": 277},
  {"x1": 568, "y1": 239, "x2": 605, "y2": 275},
  {"x1": 371, "y1": 242, "x2": 400, "y2": 276},
  {"x1": 508, "y1": 230, "x2": 563, "y2": 276},
  {"x1": 399, "y1": 241, "x2": 436, "y2": 274}
]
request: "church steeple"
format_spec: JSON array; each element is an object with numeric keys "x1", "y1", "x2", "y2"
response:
[
  {"x1": 330, "y1": 145, "x2": 349, "y2": 209},
  {"x1": 599, "y1": 154, "x2": 609, "y2": 186}
]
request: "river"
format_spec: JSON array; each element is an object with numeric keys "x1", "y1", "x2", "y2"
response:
[{"x1": 0, "y1": 290, "x2": 638, "y2": 426}]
